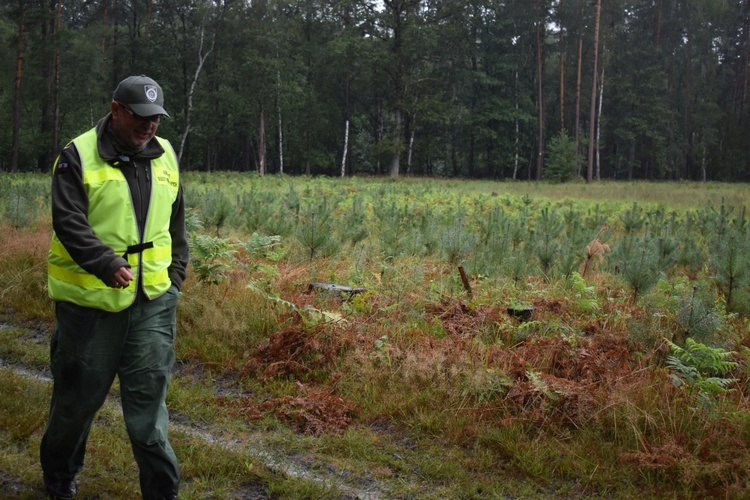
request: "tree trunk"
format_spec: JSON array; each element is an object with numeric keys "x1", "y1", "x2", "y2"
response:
[
  {"x1": 305, "y1": 126, "x2": 311, "y2": 175},
  {"x1": 144, "y1": 0, "x2": 152, "y2": 39},
  {"x1": 277, "y1": 70, "x2": 284, "y2": 175},
  {"x1": 278, "y1": 106, "x2": 284, "y2": 175},
  {"x1": 575, "y1": 29, "x2": 583, "y2": 157},
  {"x1": 341, "y1": 119, "x2": 349, "y2": 178},
  {"x1": 407, "y1": 126, "x2": 415, "y2": 176},
  {"x1": 536, "y1": 20, "x2": 545, "y2": 181},
  {"x1": 100, "y1": 0, "x2": 108, "y2": 62},
  {"x1": 39, "y1": 0, "x2": 54, "y2": 172},
  {"x1": 52, "y1": 0, "x2": 62, "y2": 165},
  {"x1": 376, "y1": 101, "x2": 384, "y2": 175},
  {"x1": 258, "y1": 108, "x2": 265, "y2": 176},
  {"x1": 559, "y1": 23, "x2": 566, "y2": 130},
  {"x1": 179, "y1": 27, "x2": 213, "y2": 163},
  {"x1": 587, "y1": 0, "x2": 602, "y2": 183},
  {"x1": 513, "y1": 70, "x2": 520, "y2": 180},
  {"x1": 10, "y1": 0, "x2": 26, "y2": 173},
  {"x1": 596, "y1": 62, "x2": 604, "y2": 180},
  {"x1": 111, "y1": 0, "x2": 120, "y2": 100},
  {"x1": 389, "y1": 108, "x2": 402, "y2": 178},
  {"x1": 627, "y1": 140, "x2": 635, "y2": 180},
  {"x1": 737, "y1": 2, "x2": 750, "y2": 119}
]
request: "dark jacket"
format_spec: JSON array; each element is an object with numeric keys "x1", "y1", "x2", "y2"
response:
[{"x1": 51, "y1": 113, "x2": 189, "y2": 292}]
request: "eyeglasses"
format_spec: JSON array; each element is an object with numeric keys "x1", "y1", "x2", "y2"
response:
[{"x1": 117, "y1": 102, "x2": 161, "y2": 124}]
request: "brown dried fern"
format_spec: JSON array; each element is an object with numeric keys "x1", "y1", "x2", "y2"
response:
[{"x1": 580, "y1": 225, "x2": 611, "y2": 277}]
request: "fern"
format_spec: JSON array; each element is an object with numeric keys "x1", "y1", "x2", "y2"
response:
[
  {"x1": 243, "y1": 232, "x2": 283, "y2": 261},
  {"x1": 666, "y1": 338, "x2": 737, "y2": 413},
  {"x1": 569, "y1": 272, "x2": 600, "y2": 313},
  {"x1": 190, "y1": 234, "x2": 237, "y2": 285}
]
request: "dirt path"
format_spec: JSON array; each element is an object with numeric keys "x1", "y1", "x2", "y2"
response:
[{"x1": 0, "y1": 321, "x2": 385, "y2": 499}]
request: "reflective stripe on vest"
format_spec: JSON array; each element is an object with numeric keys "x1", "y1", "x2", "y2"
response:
[{"x1": 47, "y1": 127, "x2": 179, "y2": 312}]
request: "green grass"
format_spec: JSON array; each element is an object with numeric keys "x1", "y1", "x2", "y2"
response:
[{"x1": 0, "y1": 326, "x2": 49, "y2": 370}]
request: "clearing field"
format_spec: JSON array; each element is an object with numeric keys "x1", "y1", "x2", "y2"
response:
[{"x1": 1, "y1": 175, "x2": 749, "y2": 498}]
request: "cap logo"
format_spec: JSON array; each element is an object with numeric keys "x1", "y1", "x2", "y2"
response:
[{"x1": 144, "y1": 85, "x2": 158, "y2": 103}]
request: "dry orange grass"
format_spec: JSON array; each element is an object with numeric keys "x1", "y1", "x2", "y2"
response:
[
  {"x1": 0, "y1": 221, "x2": 51, "y2": 259},
  {"x1": 0, "y1": 223, "x2": 53, "y2": 322}
]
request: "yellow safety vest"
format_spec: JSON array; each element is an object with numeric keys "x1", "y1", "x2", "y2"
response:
[{"x1": 48, "y1": 128, "x2": 180, "y2": 312}]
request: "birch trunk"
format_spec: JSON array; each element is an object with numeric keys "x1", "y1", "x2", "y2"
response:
[
  {"x1": 179, "y1": 28, "x2": 213, "y2": 163},
  {"x1": 586, "y1": 0, "x2": 602, "y2": 183},
  {"x1": 407, "y1": 126, "x2": 415, "y2": 176},
  {"x1": 341, "y1": 119, "x2": 349, "y2": 178}
]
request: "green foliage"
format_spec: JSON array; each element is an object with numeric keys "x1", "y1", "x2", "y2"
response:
[
  {"x1": 709, "y1": 231, "x2": 750, "y2": 314},
  {"x1": 1, "y1": 180, "x2": 45, "y2": 229},
  {"x1": 556, "y1": 207, "x2": 587, "y2": 279},
  {"x1": 296, "y1": 199, "x2": 335, "y2": 259},
  {"x1": 190, "y1": 234, "x2": 237, "y2": 285},
  {"x1": 369, "y1": 335, "x2": 391, "y2": 368},
  {"x1": 461, "y1": 368, "x2": 513, "y2": 405},
  {"x1": 438, "y1": 213, "x2": 478, "y2": 265},
  {"x1": 243, "y1": 232, "x2": 284, "y2": 261},
  {"x1": 3, "y1": 190, "x2": 38, "y2": 230},
  {"x1": 239, "y1": 187, "x2": 276, "y2": 234},
  {"x1": 474, "y1": 205, "x2": 513, "y2": 275},
  {"x1": 338, "y1": 193, "x2": 369, "y2": 246},
  {"x1": 619, "y1": 203, "x2": 645, "y2": 233},
  {"x1": 545, "y1": 131, "x2": 581, "y2": 183},
  {"x1": 667, "y1": 338, "x2": 737, "y2": 413},
  {"x1": 567, "y1": 272, "x2": 600, "y2": 313},
  {"x1": 675, "y1": 285, "x2": 725, "y2": 345},
  {"x1": 374, "y1": 201, "x2": 410, "y2": 257},
  {"x1": 199, "y1": 188, "x2": 236, "y2": 236},
  {"x1": 613, "y1": 229, "x2": 673, "y2": 301},
  {"x1": 531, "y1": 206, "x2": 564, "y2": 279},
  {"x1": 184, "y1": 209, "x2": 204, "y2": 235}
]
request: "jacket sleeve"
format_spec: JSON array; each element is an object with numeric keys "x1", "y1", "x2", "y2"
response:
[
  {"x1": 168, "y1": 183, "x2": 189, "y2": 290},
  {"x1": 51, "y1": 144, "x2": 130, "y2": 284}
]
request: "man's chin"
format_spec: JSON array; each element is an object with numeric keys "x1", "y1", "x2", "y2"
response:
[{"x1": 132, "y1": 135, "x2": 153, "y2": 149}]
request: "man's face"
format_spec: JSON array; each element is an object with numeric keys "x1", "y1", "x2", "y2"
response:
[{"x1": 110, "y1": 101, "x2": 161, "y2": 151}]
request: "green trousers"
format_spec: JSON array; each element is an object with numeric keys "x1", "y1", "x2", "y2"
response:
[{"x1": 40, "y1": 286, "x2": 180, "y2": 499}]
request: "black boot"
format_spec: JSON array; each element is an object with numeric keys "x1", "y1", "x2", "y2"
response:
[{"x1": 44, "y1": 476, "x2": 77, "y2": 499}]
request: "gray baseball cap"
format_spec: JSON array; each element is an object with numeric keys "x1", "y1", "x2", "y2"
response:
[{"x1": 112, "y1": 75, "x2": 169, "y2": 117}]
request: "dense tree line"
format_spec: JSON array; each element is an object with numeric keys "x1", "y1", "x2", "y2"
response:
[{"x1": 1, "y1": 0, "x2": 749, "y2": 181}]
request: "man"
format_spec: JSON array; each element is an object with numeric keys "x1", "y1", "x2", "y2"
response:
[{"x1": 41, "y1": 75, "x2": 189, "y2": 500}]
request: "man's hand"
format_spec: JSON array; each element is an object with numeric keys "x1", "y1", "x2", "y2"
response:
[{"x1": 108, "y1": 267, "x2": 133, "y2": 288}]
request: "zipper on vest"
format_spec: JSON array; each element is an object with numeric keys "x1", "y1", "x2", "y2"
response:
[{"x1": 133, "y1": 161, "x2": 145, "y2": 303}]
